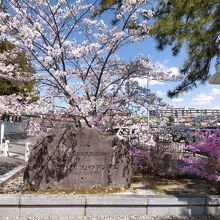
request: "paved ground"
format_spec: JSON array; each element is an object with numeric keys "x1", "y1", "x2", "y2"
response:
[
  {"x1": 0, "y1": 154, "x2": 26, "y2": 170},
  {"x1": 0, "y1": 160, "x2": 19, "y2": 175},
  {"x1": 0, "y1": 137, "x2": 29, "y2": 186}
]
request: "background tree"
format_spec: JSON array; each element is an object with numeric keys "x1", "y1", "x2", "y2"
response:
[
  {"x1": 166, "y1": 115, "x2": 174, "y2": 127},
  {"x1": 0, "y1": 0, "x2": 37, "y2": 101},
  {"x1": 152, "y1": 0, "x2": 220, "y2": 97},
  {"x1": 0, "y1": 42, "x2": 37, "y2": 101},
  {"x1": 96, "y1": 0, "x2": 220, "y2": 97}
]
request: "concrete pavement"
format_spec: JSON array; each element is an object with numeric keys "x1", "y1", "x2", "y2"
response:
[{"x1": 0, "y1": 137, "x2": 30, "y2": 186}]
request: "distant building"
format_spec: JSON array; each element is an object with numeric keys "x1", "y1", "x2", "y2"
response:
[{"x1": 150, "y1": 108, "x2": 220, "y2": 125}]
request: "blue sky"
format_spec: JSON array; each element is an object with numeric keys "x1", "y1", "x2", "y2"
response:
[{"x1": 119, "y1": 37, "x2": 220, "y2": 109}]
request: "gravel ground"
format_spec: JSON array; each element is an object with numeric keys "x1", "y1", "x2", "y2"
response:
[
  {"x1": 1, "y1": 216, "x2": 220, "y2": 220},
  {"x1": 1, "y1": 173, "x2": 219, "y2": 195},
  {"x1": 0, "y1": 173, "x2": 23, "y2": 193}
]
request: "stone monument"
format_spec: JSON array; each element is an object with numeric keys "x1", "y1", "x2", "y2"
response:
[{"x1": 24, "y1": 128, "x2": 132, "y2": 190}]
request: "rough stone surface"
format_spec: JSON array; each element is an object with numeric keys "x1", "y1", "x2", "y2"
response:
[{"x1": 23, "y1": 128, "x2": 132, "y2": 190}]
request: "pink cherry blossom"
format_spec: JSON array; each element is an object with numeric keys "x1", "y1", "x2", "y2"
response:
[{"x1": 0, "y1": 0, "x2": 181, "y2": 128}]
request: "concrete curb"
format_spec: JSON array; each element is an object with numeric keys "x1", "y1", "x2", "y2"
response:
[
  {"x1": 0, "y1": 195, "x2": 219, "y2": 218},
  {"x1": 0, "y1": 165, "x2": 25, "y2": 187}
]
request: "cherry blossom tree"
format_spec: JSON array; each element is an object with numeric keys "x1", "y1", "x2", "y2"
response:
[{"x1": 0, "y1": 0, "x2": 178, "y2": 128}]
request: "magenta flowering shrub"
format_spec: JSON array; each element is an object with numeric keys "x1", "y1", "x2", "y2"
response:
[
  {"x1": 129, "y1": 143, "x2": 172, "y2": 175},
  {"x1": 129, "y1": 146, "x2": 150, "y2": 158},
  {"x1": 182, "y1": 129, "x2": 220, "y2": 182},
  {"x1": 129, "y1": 146, "x2": 150, "y2": 168}
]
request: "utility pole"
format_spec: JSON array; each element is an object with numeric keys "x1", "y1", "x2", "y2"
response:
[{"x1": 147, "y1": 79, "x2": 150, "y2": 129}]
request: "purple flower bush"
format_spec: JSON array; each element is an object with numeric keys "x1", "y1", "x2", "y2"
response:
[
  {"x1": 129, "y1": 146, "x2": 150, "y2": 167},
  {"x1": 129, "y1": 147, "x2": 150, "y2": 157},
  {"x1": 182, "y1": 129, "x2": 220, "y2": 182},
  {"x1": 129, "y1": 142, "x2": 171, "y2": 175}
]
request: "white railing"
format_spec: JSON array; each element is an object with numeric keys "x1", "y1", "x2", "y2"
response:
[
  {"x1": 4, "y1": 140, "x2": 10, "y2": 157},
  {"x1": 1, "y1": 139, "x2": 31, "y2": 162},
  {"x1": 25, "y1": 142, "x2": 31, "y2": 162}
]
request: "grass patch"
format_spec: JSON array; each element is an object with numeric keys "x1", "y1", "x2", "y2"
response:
[{"x1": 152, "y1": 186, "x2": 166, "y2": 194}]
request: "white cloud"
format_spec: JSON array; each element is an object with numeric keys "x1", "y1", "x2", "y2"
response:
[
  {"x1": 167, "y1": 67, "x2": 180, "y2": 76},
  {"x1": 155, "y1": 61, "x2": 180, "y2": 77},
  {"x1": 149, "y1": 80, "x2": 166, "y2": 85},
  {"x1": 192, "y1": 94, "x2": 214, "y2": 105},
  {"x1": 172, "y1": 98, "x2": 184, "y2": 103},
  {"x1": 135, "y1": 61, "x2": 181, "y2": 88},
  {"x1": 210, "y1": 88, "x2": 220, "y2": 96},
  {"x1": 156, "y1": 90, "x2": 166, "y2": 97},
  {"x1": 190, "y1": 88, "x2": 220, "y2": 107},
  {"x1": 210, "y1": 106, "x2": 220, "y2": 109},
  {"x1": 135, "y1": 78, "x2": 166, "y2": 87}
]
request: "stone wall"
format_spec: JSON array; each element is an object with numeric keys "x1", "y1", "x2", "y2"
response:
[{"x1": 0, "y1": 195, "x2": 219, "y2": 219}]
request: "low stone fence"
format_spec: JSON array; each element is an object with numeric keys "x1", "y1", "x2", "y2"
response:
[
  {"x1": 0, "y1": 121, "x2": 27, "y2": 134},
  {"x1": 0, "y1": 195, "x2": 219, "y2": 218}
]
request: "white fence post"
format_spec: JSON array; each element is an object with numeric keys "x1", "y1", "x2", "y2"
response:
[
  {"x1": 4, "y1": 140, "x2": 10, "y2": 157},
  {"x1": 0, "y1": 123, "x2": 4, "y2": 152},
  {"x1": 25, "y1": 142, "x2": 31, "y2": 162}
]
